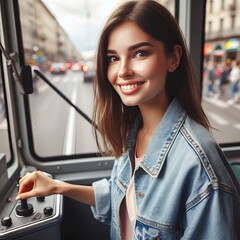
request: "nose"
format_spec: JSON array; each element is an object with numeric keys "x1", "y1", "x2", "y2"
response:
[{"x1": 118, "y1": 61, "x2": 134, "y2": 79}]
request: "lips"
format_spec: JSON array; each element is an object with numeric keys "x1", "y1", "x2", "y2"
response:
[{"x1": 118, "y1": 82, "x2": 144, "y2": 94}]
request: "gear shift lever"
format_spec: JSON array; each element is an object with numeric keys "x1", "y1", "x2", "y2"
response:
[
  {"x1": 16, "y1": 199, "x2": 34, "y2": 217},
  {"x1": 15, "y1": 177, "x2": 34, "y2": 217}
]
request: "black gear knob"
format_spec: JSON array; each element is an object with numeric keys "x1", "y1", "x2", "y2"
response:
[{"x1": 16, "y1": 199, "x2": 34, "y2": 217}]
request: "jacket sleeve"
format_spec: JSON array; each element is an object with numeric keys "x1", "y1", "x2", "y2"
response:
[
  {"x1": 91, "y1": 178, "x2": 111, "y2": 224},
  {"x1": 91, "y1": 160, "x2": 118, "y2": 225},
  {"x1": 182, "y1": 188, "x2": 240, "y2": 239}
]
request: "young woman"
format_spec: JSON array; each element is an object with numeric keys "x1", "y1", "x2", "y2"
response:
[{"x1": 17, "y1": 1, "x2": 240, "y2": 239}]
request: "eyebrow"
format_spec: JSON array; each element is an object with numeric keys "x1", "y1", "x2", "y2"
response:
[{"x1": 107, "y1": 42, "x2": 154, "y2": 54}]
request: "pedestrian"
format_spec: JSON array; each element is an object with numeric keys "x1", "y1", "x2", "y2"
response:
[
  {"x1": 16, "y1": 1, "x2": 240, "y2": 239},
  {"x1": 206, "y1": 60, "x2": 216, "y2": 97},
  {"x1": 218, "y1": 61, "x2": 231, "y2": 98},
  {"x1": 228, "y1": 60, "x2": 240, "y2": 104}
]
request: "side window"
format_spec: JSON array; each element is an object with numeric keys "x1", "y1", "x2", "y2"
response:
[
  {"x1": 18, "y1": 0, "x2": 175, "y2": 160},
  {"x1": 18, "y1": 0, "x2": 106, "y2": 159},
  {"x1": 203, "y1": 0, "x2": 240, "y2": 144}
]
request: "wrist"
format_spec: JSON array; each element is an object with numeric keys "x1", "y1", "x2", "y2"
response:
[{"x1": 52, "y1": 180, "x2": 67, "y2": 195}]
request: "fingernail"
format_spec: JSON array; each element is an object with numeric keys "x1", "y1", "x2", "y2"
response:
[{"x1": 16, "y1": 196, "x2": 20, "y2": 200}]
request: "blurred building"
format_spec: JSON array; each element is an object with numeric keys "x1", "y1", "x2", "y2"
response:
[
  {"x1": 18, "y1": 0, "x2": 82, "y2": 69},
  {"x1": 205, "y1": 0, "x2": 240, "y2": 62}
]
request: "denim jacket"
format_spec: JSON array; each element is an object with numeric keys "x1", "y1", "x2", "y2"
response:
[{"x1": 91, "y1": 99, "x2": 240, "y2": 240}]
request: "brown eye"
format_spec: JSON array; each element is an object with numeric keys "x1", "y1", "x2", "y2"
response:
[
  {"x1": 134, "y1": 50, "x2": 149, "y2": 58},
  {"x1": 108, "y1": 55, "x2": 118, "y2": 64}
]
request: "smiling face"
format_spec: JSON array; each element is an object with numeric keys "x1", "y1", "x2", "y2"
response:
[{"x1": 107, "y1": 21, "x2": 173, "y2": 108}]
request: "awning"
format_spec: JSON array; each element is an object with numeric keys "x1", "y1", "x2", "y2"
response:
[
  {"x1": 225, "y1": 38, "x2": 239, "y2": 52},
  {"x1": 204, "y1": 43, "x2": 212, "y2": 56},
  {"x1": 214, "y1": 44, "x2": 224, "y2": 56}
]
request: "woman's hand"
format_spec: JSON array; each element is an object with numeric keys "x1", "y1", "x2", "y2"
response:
[
  {"x1": 16, "y1": 171, "x2": 95, "y2": 206},
  {"x1": 16, "y1": 171, "x2": 59, "y2": 200}
]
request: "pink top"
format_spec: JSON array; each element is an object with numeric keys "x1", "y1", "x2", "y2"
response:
[{"x1": 120, "y1": 155, "x2": 143, "y2": 239}]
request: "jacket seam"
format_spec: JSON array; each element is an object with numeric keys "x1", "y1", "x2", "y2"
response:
[
  {"x1": 181, "y1": 125, "x2": 240, "y2": 200},
  {"x1": 186, "y1": 182, "x2": 240, "y2": 211},
  {"x1": 136, "y1": 215, "x2": 176, "y2": 231},
  {"x1": 116, "y1": 178, "x2": 127, "y2": 193},
  {"x1": 186, "y1": 183, "x2": 213, "y2": 210},
  {"x1": 180, "y1": 125, "x2": 217, "y2": 182}
]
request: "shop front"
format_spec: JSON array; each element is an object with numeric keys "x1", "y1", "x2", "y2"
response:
[{"x1": 225, "y1": 38, "x2": 240, "y2": 60}]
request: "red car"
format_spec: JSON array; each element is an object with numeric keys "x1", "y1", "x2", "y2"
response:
[{"x1": 49, "y1": 63, "x2": 66, "y2": 74}]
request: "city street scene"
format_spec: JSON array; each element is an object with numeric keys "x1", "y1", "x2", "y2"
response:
[
  {"x1": 202, "y1": 0, "x2": 240, "y2": 144},
  {"x1": 0, "y1": 0, "x2": 239, "y2": 161}
]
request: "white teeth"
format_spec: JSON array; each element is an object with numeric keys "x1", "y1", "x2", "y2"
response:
[{"x1": 121, "y1": 84, "x2": 139, "y2": 91}]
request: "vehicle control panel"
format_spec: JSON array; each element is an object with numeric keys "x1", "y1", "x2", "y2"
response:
[{"x1": 0, "y1": 164, "x2": 63, "y2": 240}]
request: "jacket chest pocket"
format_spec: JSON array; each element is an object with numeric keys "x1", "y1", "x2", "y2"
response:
[{"x1": 134, "y1": 218, "x2": 180, "y2": 240}]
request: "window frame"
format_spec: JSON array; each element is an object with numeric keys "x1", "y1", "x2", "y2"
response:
[
  {"x1": 0, "y1": 0, "x2": 23, "y2": 203},
  {"x1": 15, "y1": 0, "x2": 104, "y2": 162}
]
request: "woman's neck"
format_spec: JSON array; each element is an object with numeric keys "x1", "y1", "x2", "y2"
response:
[
  {"x1": 135, "y1": 98, "x2": 170, "y2": 158},
  {"x1": 139, "y1": 98, "x2": 170, "y2": 134}
]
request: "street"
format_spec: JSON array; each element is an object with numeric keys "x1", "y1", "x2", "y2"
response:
[
  {"x1": 202, "y1": 97, "x2": 240, "y2": 144},
  {"x1": 28, "y1": 70, "x2": 98, "y2": 157},
  {"x1": 202, "y1": 74, "x2": 240, "y2": 144}
]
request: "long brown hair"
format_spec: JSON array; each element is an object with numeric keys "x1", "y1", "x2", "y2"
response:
[{"x1": 93, "y1": 0, "x2": 210, "y2": 158}]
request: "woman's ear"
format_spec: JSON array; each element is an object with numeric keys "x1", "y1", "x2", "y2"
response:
[{"x1": 168, "y1": 45, "x2": 182, "y2": 72}]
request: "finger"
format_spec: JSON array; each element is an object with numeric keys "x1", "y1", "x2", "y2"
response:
[
  {"x1": 18, "y1": 175, "x2": 35, "y2": 194},
  {"x1": 18, "y1": 172, "x2": 32, "y2": 184},
  {"x1": 16, "y1": 190, "x2": 36, "y2": 200}
]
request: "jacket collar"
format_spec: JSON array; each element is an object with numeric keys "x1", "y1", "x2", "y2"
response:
[{"x1": 128, "y1": 98, "x2": 187, "y2": 178}]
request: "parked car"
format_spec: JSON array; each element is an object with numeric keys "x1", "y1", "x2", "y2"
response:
[
  {"x1": 83, "y1": 64, "x2": 95, "y2": 82},
  {"x1": 49, "y1": 63, "x2": 66, "y2": 74}
]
